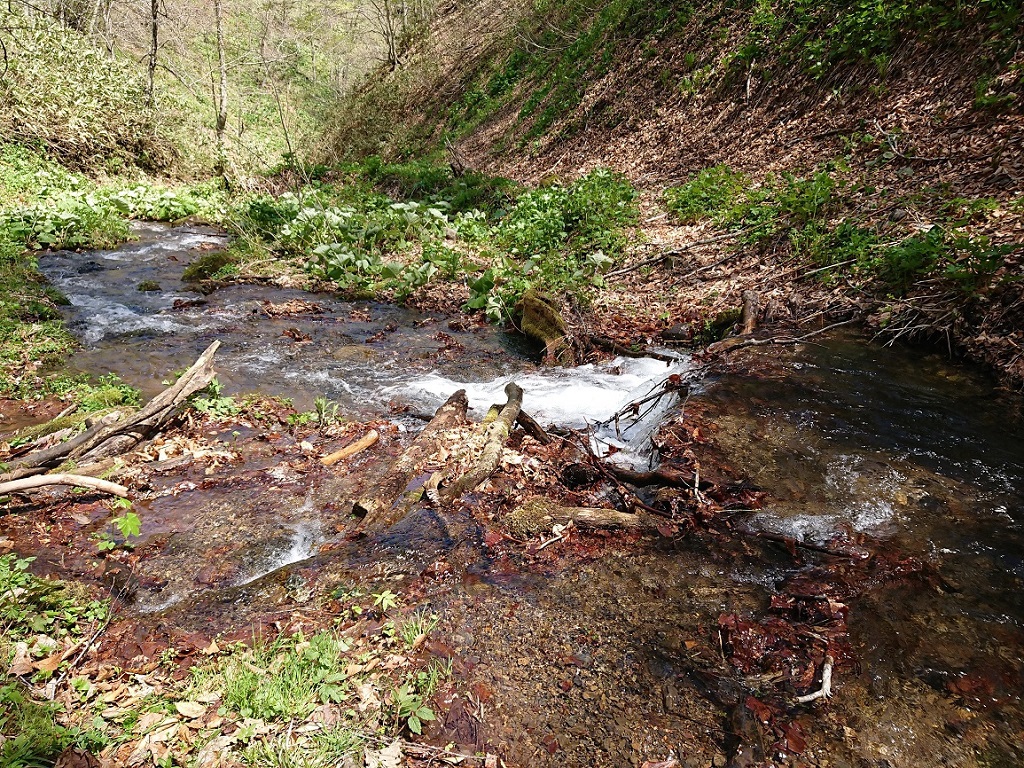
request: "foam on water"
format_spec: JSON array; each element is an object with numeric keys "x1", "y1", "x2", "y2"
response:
[{"x1": 391, "y1": 355, "x2": 690, "y2": 465}]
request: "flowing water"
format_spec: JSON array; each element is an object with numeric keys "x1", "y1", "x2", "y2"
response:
[{"x1": 25, "y1": 225, "x2": 1024, "y2": 765}]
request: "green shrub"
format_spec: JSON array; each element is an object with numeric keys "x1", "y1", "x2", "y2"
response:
[
  {"x1": 0, "y1": 554, "x2": 109, "y2": 649},
  {"x1": 467, "y1": 168, "x2": 637, "y2": 320},
  {"x1": 1, "y1": 191, "x2": 130, "y2": 250},
  {"x1": 663, "y1": 165, "x2": 749, "y2": 224}
]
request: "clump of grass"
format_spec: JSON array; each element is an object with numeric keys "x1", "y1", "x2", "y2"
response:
[
  {"x1": 220, "y1": 632, "x2": 351, "y2": 721},
  {"x1": 242, "y1": 728, "x2": 364, "y2": 768},
  {"x1": 663, "y1": 165, "x2": 749, "y2": 224},
  {"x1": 398, "y1": 611, "x2": 439, "y2": 648}
]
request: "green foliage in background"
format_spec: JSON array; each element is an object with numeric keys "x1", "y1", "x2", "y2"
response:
[
  {"x1": 0, "y1": 9, "x2": 174, "y2": 172},
  {"x1": 229, "y1": 163, "x2": 638, "y2": 320},
  {"x1": 468, "y1": 168, "x2": 638, "y2": 320},
  {"x1": 663, "y1": 162, "x2": 1015, "y2": 295},
  {"x1": 0, "y1": 143, "x2": 227, "y2": 384}
]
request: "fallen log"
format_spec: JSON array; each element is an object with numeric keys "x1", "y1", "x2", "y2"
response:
[
  {"x1": 356, "y1": 391, "x2": 469, "y2": 530},
  {"x1": 322, "y1": 430, "x2": 379, "y2": 466},
  {"x1": 515, "y1": 410, "x2": 551, "y2": 445},
  {"x1": 1, "y1": 341, "x2": 221, "y2": 482},
  {"x1": 590, "y1": 335, "x2": 680, "y2": 364},
  {"x1": 441, "y1": 382, "x2": 523, "y2": 501},
  {"x1": 507, "y1": 496, "x2": 655, "y2": 538},
  {"x1": 0, "y1": 473, "x2": 129, "y2": 499},
  {"x1": 603, "y1": 463, "x2": 699, "y2": 489}
]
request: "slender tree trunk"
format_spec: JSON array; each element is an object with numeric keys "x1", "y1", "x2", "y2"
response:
[
  {"x1": 147, "y1": 0, "x2": 158, "y2": 107},
  {"x1": 213, "y1": 0, "x2": 229, "y2": 182}
]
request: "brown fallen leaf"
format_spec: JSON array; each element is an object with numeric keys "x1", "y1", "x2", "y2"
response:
[
  {"x1": 35, "y1": 653, "x2": 62, "y2": 674},
  {"x1": 135, "y1": 712, "x2": 167, "y2": 733},
  {"x1": 201, "y1": 639, "x2": 220, "y2": 655},
  {"x1": 8, "y1": 643, "x2": 33, "y2": 676},
  {"x1": 174, "y1": 700, "x2": 207, "y2": 719},
  {"x1": 53, "y1": 746, "x2": 102, "y2": 768}
]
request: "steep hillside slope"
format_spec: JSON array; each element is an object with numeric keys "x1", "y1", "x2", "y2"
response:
[{"x1": 327, "y1": 0, "x2": 1024, "y2": 386}]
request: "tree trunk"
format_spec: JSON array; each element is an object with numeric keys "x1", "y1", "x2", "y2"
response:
[
  {"x1": 741, "y1": 290, "x2": 760, "y2": 335},
  {"x1": 147, "y1": 0, "x2": 158, "y2": 107},
  {"x1": 213, "y1": 0, "x2": 229, "y2": 181}
]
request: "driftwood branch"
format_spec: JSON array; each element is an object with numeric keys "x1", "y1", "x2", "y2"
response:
[
  {"x1": 2, "y1": 341, "x2": 221, "y2": 482},
  {"x1": 606, "y1": 230, "x2": 744, "y2": 279},
  {"x1": 322, "y1": 430, "x2": 379, "y2": 466},
  {"x1": 0, "y1": 473, "x2": 129, "y2": 498},
  {"x1": 707, "y1": 320, "x2": 856, "y2": 355},
  {"x1": 795, "y1": 655, "x2": 834, "y2": 703},
  {"x1": 509, "y1": 497, "x2": 655, "y2": 537},
  {"x1": 603, "y1": 463, "x2": 700, "y2": 489}
]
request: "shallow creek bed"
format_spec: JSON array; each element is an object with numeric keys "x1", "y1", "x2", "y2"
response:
[{"x1": 1, "y1": 225, "x2": 1022, "y2": 768}]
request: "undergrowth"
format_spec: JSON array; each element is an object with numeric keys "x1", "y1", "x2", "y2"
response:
[
  {"x1": 0, "y1": 9, "x2": 174, "y2": 172},
  {"x1": 230, "y1": 163, "x2": 637, "y2": 321},
  {"x1": 0, "y1": 144, "x2": 227, "y2": 384},
  {"x1": 0, "y1": 554, "x2": 110, "y2": 653},
  {"x1": 663, "y1": 162, "x2": 1016, "y2": 295}
]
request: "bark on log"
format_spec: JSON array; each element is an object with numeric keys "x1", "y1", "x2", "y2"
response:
[
  {"x1": 441, "y1": 382, "x2": 523, "y2": 501},
  {"x1": 356, "y1": 390, "x2": 469, "y2": 530},
  {"x1": 507, "y1": 496, "x2": 655, "y2": 537},
  {"x1": 590, "y1": 335, "x2": 680, "y2": 364},
  {"x1": 516, "y1": 410, "x2": 552, "y2": 445},
  {"x1": 1, "y1": 342, "x2": 221, "y2": 482},
  {"x1": 322, "y1": 430, "x2": 379, "y2": 466},
  {"x1": 0, "y1": 473, "x2": 129, "y2": 498},
  {"x1": 741, "y1": 290, "x2": 760, "y2": 335},
  {"x1": 603, "y1": 463, "x2": 700, "y2": 489}
]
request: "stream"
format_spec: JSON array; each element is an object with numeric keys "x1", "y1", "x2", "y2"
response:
[{"x1": 21, "y1": 224, "x2": 1024, "y2": 765}]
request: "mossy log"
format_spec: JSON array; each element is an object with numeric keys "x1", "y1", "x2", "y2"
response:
[
  {"x1": 507, "y1": 496, "x2": 655, "y2": 538},
  {"x1": 516, "y1": 290, "x2": 574, "y2": 364},
  {"x1": 441, "y1": 382, "x2": 523, "y2": 501}
]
